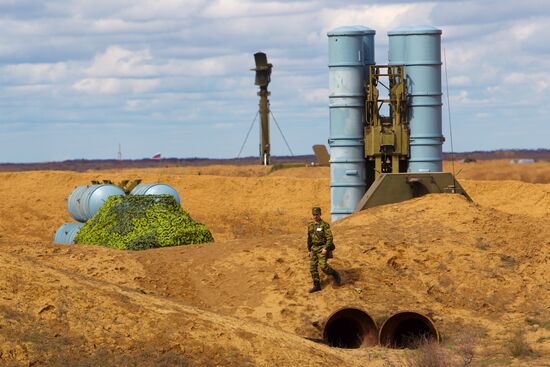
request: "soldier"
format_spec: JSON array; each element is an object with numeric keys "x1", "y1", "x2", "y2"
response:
[{"x1": 307, "y1": 207, "x2": 341, "y2": 293}]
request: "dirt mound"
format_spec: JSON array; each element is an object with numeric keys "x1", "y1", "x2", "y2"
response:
[
  {"x1": 269, "y1": 166, "x2": 329, "y2": 178},
  {"x1": 0, "y1": 247, "x2": 376, "y2": 367},
  {"x1": 0, "y1": 165, "x2": 548, "y2": 366},
  {"x1": 0, "y1": 170, "x2": 330, "y2": 243},
  {"x1": 461, "y1": 179, "x2": 550, "y2": 218},
  {"x1": 444, "y1": 159, "x2": 550, "y2": 183},
  {"x1": 99, "y1": 164, "x2": 272, "y2": 177}
]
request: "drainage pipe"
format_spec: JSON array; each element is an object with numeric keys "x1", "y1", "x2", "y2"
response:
[
  {"x1": 379, "y1": 311, "x2": 439, "y2": 348},
  {"x1": 323, "y1": 307, "x2": 379, "y2": 348}
]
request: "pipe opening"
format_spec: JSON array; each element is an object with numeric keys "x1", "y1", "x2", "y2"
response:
[
  {"x1": 379, "y1": 312, "x2": 439, "y2": 349},
  {"x1": 323, "y1": 308, "x2": 379, "y2": 348}
]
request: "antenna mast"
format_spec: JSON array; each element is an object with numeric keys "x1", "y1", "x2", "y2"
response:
[{"x1": 252, "y1": 52, "x2": 273, "y2": 165}]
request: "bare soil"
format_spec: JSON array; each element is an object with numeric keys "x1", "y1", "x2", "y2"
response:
[{"x1": 0, "y1": 161, "x2": 548, "y2": 366}]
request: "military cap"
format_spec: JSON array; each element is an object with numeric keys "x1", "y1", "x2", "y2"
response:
[{"x1": 312, "y1": 207, "x2": 322, "y2": 215}]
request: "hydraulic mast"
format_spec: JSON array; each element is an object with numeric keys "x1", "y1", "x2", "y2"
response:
[{"x1": 252, "y1": 52, "x2": 273, "y2": 165}]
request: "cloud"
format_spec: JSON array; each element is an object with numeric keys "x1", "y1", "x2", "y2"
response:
[
  {"x1": 320, "y1": 3, "x2": 434, "y2": 36},
  {"x1": 73, "y1": 78, "x2": 160, "y2": 94},
  {"x1": 302, "y1": 88, "x2": 329, "y2": 103},
  {"x1": 1, "y1": 62, "x2": 70, "y2": 84},
  {"x1": 0, "y1": 0, "x2": 549, "y2": 162},
  {"x1": 119, "y1": 0, "x2": 205, "y2": 20},
  {"x1": 213, "y1": 122, "x2": 237, "y2": 129},
  {"x1": 85, "y1": 46, "x2": 156, "y2": 77},
  {"x1": 431, "y1": 0, "x2": 550, "y2": 26},
  {"x1": 202, "y1": 0, "x2": 315, "y2": 18}
]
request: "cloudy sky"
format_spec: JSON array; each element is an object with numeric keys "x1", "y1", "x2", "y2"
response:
[{"x1": 0, "y1": 0, "x2": 548, "y2": 163}]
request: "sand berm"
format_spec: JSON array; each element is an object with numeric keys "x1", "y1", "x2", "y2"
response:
[{"x1": 0, "y1": 160, "x2": 548, "y2": 366}]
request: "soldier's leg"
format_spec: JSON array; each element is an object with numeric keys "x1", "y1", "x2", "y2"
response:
[
  {"x1": 319, "y1": 252, "x2": 341, "y2": 285},
  {"x1": 319, "y1": 252, "x2": 336, "y2": 275},
  {"x1": 309, "y1": 250, "x2": 320, "y2": 283}
]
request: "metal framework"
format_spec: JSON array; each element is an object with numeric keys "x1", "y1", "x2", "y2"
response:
[
  {"x1": 355, "y1": 64, "x2": 470, "y2": 213},
  {"x1": 364, "y1": 65, "x2": 410, "y2": 185}
]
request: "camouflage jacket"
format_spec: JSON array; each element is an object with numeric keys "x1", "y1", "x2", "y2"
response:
[{"x1": 307, "y1": 219, "x2": 333, "y2": 251}]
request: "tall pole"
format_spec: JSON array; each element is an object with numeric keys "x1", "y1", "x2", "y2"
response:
[
  {"x1": 258, "y1": 86, "x2": 270, "y2": 165},
  {"x1": 252, "y1": 52, "x2": 272, "y2": 166}
]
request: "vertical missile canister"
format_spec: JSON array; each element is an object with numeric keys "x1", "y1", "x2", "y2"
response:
[
  {"x1": 328, "y1": 26, "x2": 375, "y2": 221},
  {"x1": 388, "y1": 26, "x2": 444, "y2": 173}
]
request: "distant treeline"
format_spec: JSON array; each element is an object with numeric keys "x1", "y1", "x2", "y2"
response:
[
  {"x1": 0, "y1": 155, "x2": 315, "y2": 172},
  {"x1": 1, "y1": 149, "x2": 549, "y2": 172},
  {"x1": 443, "y1": 149, "x2": 550, "y2": 162}
]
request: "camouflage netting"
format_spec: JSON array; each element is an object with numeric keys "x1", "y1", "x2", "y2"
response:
[{"x1": 75, "y1": 195, "x2": 214, "y2": 250}]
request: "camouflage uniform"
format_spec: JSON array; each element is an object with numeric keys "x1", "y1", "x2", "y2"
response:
[{"x1": 307, "y1": 218, "x2": 337, "y2": 283}]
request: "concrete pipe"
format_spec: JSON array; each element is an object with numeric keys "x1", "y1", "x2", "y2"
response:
[
  {"x1": 323, "y1": 308, "x2": 379, "y2": 348},
  {"x1": 379, "y1": 312, "x2": 439, "y2": 348}
]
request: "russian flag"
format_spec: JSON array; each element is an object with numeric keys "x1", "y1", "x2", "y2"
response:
[{"x1": 151, "y1": 152, "x2": 162, "y2": 160}]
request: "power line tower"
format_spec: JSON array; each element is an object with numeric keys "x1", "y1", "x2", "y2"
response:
[
  {"x1": 117, "y1": 143, "x2": 122, "y2": 161},
  {"x1": 252, "y1": 52, "x2": 272, "y2": 166}
]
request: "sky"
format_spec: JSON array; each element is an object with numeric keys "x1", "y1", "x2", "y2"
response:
[{"x1": 0, "y1": 0, "x2": 548, "y2": 163}]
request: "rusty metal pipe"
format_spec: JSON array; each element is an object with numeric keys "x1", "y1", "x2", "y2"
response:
[
  {"x1": 379, "y1": 312, "x2": 439, "y2": 349},
  {"x1": 323, "y1": 308, "x2": 379, "y2": 348}
]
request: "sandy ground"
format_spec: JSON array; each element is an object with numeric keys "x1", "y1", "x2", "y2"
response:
[
  {"x1": 444, "y1": 159, "x2": 550, "y2": 184},
  {"x1": 0, "y1": 161, "x2": 548, "y2": 366}
]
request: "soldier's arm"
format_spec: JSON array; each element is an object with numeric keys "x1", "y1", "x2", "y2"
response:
[
  {"x1": 323, "y1": 223, "x2": 334, "y2": 249},
  {"x1": 307, "y1": 226, "x2": 313, "y2": 251}
]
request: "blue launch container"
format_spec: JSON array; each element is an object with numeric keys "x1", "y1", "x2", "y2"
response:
[
  {"x1": 388, "y1": 25, "x2": 444, "y2": 173},
  {"x1": 328, "y1": 26, "x2": 375, "y2": 221},
  {"x1": 68, "y1": 184, "x2": 125, "y2": 222},
  {"x1": 53, "y1": 222, "x2": 84, "y2": 244},
  {"x1": 130, "y1": 183, "x2": 181, "y2": 204}
]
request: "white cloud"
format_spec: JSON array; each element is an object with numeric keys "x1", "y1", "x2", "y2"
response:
[
  {"x1": 213, "y1": 122, "x2": 237, "y2": 129},
  {"x1": 0, "y1": 0, "x2": 549, "y2": 162},
  {"x1": 202, "y1": 0, "x2": 315, "y2": 18},
  {"x1": 3, "y1": 62, "x2": 70, "y2": 83},
  {"x1": 85, "y1": 46, "x2": 156, "y2": 77},
  {"x1": 448, "y1": 75, "x2": 470, "y2": 86},
  {"x1": 302, "y1": 88, "x2": 328, "y2": 103},
  {"x1": 73, "y1": 78, "x2": 160, "y2": 94},
  {"x1": 124, "y1": 99, "x2": 141, "y2": 110},
  {"x1": 320, "y1": 3, "x2": 434, "y2": 36},
  {"x1": 120, "y1": 0, "x2": 205, "y2": 20}
]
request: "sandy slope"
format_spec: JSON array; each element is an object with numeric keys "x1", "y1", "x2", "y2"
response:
[
  {"x1": 0, "y1": 163, "x2": 548, "y2": 366},
  {"x1": 444, "y1": 159, "x2": 550, "y2": 184}
]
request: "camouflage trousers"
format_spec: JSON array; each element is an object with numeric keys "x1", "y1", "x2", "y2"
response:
[{"x1": 309, "y1": 244, "x2": 336, "y2": 282}]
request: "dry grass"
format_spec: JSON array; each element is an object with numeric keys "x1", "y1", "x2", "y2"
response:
[
  {"x1": 405, "y1": 341, "x2": 455, "y2": 367},
  {"x1": 401, "y1": 335, "x2": 475, "y2": 367},
  {"x1": 525, "y1": 316, "x2": 550, "y2": 330},
  {"x1": 508, "y1": 331, "x2": 538, "y2": 358}
]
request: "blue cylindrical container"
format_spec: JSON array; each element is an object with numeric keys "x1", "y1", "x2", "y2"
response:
[
  {"x1": 68, "y1": 184, "x2": 125, "y2": 222},
  {"x1": 388, "y1": 25, "x2": 444, "y2": 173},
  {"x1": 328, "y1": 26, "x2": 375, "y2": 221},
  {"x1": 53, "y1": 222, "x2": 84, "y2": 244},
  {"x1": 130, "y1": 183, "x2": 181, "y2": 204}
]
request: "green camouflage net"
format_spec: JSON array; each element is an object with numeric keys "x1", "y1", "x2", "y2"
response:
[{"x1": 75, "y1": 195, "x2": 214, "y2": 250}]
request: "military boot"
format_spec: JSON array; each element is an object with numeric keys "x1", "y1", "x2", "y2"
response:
[
  {"x1": 308, "y1": 281, "x2": 321, "y2": 293},
  {"x1": 332, "y1": 271, "x2": 341, "y2": 286}
]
